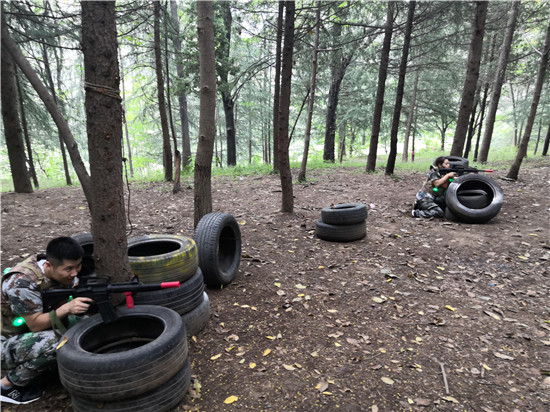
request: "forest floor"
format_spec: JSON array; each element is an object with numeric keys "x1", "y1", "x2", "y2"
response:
[{"x1": 1, "y1": 160, "x2": 550, "y2": 412}]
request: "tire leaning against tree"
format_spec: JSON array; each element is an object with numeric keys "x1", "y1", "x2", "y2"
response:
[
  {"x1": 56, "y1": 305, "x2": 188, "y2": 401},
  {"x1": 320, "y1": 203, "x2": 368, "y2": 225},
  {"x1": 315, "y1": 219, "x2": 366, "y2": 242},
  {"x1": 69, "y1": 359, "x2": 191, "y2": 412},
  {"x1": 194, "y1": 212, "x2": 242, "y2": 287},
  {"x1": 127, "y1": 234, "x2": 198, "y2": 283},
  {"x1": 445, "y1": 174, "x2": 503, "y2": 223}
]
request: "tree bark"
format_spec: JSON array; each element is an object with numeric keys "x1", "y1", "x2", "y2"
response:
[
  {"x1": 2, "y1": 16, "x2": 92, "y2": 204},
  {"x1": 507, "y1": 15, "x2": 550, "y2": 180},
  {"x1": 402, "y1": 69, "x2": 419, "y2": 162},
  {"x1": 541, "y1": 123, "x2": 550, "y2": 156},
  {"x1": 385, "y1": 0, "x2": 416, "y2": 175},
  {"x1": 450, "y1": 1, "x2": 488, "y2": 157},
  {"x1": 478, "y1": 1, "x2": 520, "y2": 163},
  {"x1": 278, "y1": 1, "x2": 295, "y2": 213},
  {"x1": 81, "y1": 0, "x2": 131, "y2": 282},
  {"x1": 194, "y1": 1, "x2": 217, "y2": 227},
  {"x1": 154, "y1": 1, "x2": 173, "y2": 181},
  {"x1": 170, "y1": 1, "x2": 192, "y2": 167},
  {"x1": 366, "y1": 2, "x2": 394, "y2": 172},
  {"x1": 272, "y1": 1, "x2": 284, "y2": 173},
  {"x1": 1, "y1": 35, "x2": 33, "y2": 193},
  {"x1": 298, "y1": 1, "x2": 320, "y2": 183}
]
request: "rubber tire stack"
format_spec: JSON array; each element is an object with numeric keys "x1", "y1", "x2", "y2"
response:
[
  {"x1": 315, "y1": 203, "x2": 367, "y2": 242},
  {"x1": 445, "y1": 174, "x2": 504, "y2": 223},
  {"x1": 127, "y1": 234, "x2": 210, "y2": 337},
  {"x1": 56, "y1": 305, "x2": 190, "y2": 412}
]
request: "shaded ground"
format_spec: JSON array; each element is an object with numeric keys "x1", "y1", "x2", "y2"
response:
[{"x1": 1, "y1": 162, "x2": 549, "y2": 412}]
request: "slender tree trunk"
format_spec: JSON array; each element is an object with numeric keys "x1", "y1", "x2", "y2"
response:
[
  {"x1": 533, "y1": 109, "x2": 544, "y2": 155},
  {"x1": 541, "y1": 123, "x2": 550, "y2": 156},
  {"x1": 298, "y1": 1, "x2": 320, "y2": 182},
  {"x1": 278, "y1": 1, "x2": 295, "y2": 213},
  {"x1": 386, "y1": 0, "x2": 415, "y2": 175},
  {"x1": 221, "y1": 93, "x2": 237, "y2": 166},
  {"x1": 463, "y1": 89, "x2": 479, "y2": 159},
  {"x1": 1, "y1": 37, "x2": 33, "y2": 193},
  {"x1": 272, "y1": 1, "x2": 284, "y2": 173},
  {"x1": 450, "y1": 1, "x2": 488, "y2": 156},
  {"x1": 194, "y1": 1, "x2": 217, "y2": 227},
  {"x1": 478, "y1": 1, "x2": 520, "y2": 163},
  {"x1": 170, "y1": 1, "x2": 191, "y2": 167},
  {"x1": 402, "y1": 69, "x2": 419, "y2": 162},
  {"x1": 16, "y1": 71, "x2": 39, "y2": 188},
  {"x1": 154, "y1": 1, "x2": 173, "y2": 181},
  {"x1": 366, "y1": 2, "x2": 394, "y2": 172},
  {"x1": 81, "y1": 0, "x2": 131, "y2": 282},
  {"x1": 510, "y1": 83, "x2": 519, "y2": 146},
  {"x1": 507, "y1": 15, "x2": 550, "y2": 180},
  {"x1": 119, "y1": 52, "x2": 134, "y2": 177}
]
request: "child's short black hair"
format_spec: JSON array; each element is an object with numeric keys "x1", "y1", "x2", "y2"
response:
[
  {"x1": 46, "y1": 237, "x2": 84, "y2": 268},
  {"x1": 434, "y1": 156, "x2": 447, "y2": 167}
]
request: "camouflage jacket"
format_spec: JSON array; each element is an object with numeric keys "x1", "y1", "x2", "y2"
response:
[
  {"x1": 418, "y1": 167, "x2": 449, "y2": 198},
  {"x1": 1, "y1": 256, "x2": 59, "y2": 338}
]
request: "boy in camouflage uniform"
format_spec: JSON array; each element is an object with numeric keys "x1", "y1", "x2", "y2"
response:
[
  {"x1": 1, "y1": 237, "x2": 92, "y2": 405},
  {"x1": 412, "y1": 157, "x2": 457, "y2": 218}
]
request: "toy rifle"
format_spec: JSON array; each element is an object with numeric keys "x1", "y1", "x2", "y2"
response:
[
  {"x1": 42, "y1": 276, "x2": 180, "y2": 323},
  {"x1": 438, "y1": 166, "x2": 494, "y2": 183}
]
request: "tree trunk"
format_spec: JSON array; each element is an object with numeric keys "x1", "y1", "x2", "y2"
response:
[
  {"x1": 533, "y1": 114, "x2": 543, "y2": 155},
  {"x1": 1, "y1": 38, "x2": 33, "y2": 193},
  {"x1": 366, "y1": 2, "x2": 394, "y2": 172},
  {"x1": 541, "y1": 123, "x2": 550, "y2": 156},
  {"x1": 462, "y1": 88, "x2": 479, "y2": 159},
  {"x1": 2, "y1": 22, "x2": 92, "y2": 203},
  {"x1": 507, "y1": 15, "x2": 550, "y2": 180},
  {"x1": 170, "y1": 1, "x2": 191, "y2": 167},
  {"x1": 385, "y1": 0, "x2": 416, "y2": 175},
  {"x1": 272, "y1": 1, "x2": 284, "y2": 173},
  {"x1": 278, "y1": 1, "x2": 295, "y2": 213},
  {"x1": 298, "y1": 1, "x2": 320, "y2": 183},
  {"x1": 194, "y1": 1, "x2": 217, "y2": 227},
  {"x1": 402, "y1": 69, "x2": 419, "y2": 162},
  {"x1": 16, "y1": 71, "x2": 39, "y2": 188},
  {"x1": 478, "y1": 1, "x2": 520, "y2": 163},
  {"x1": 450, "y1": 1, "x2": 488, "y2": 157},
  {"x1": 119, "y1": 52, "x2": 134, "y2": 177},
  {"x1": 81, "y1": 0, "x2": 131, "y2": 282},
  {"x1": 222, "y1": 92, "x2": 237, "y2": 166},
  {"x1": 154, "y1": 1, "x2": 173, "y2": 181}
]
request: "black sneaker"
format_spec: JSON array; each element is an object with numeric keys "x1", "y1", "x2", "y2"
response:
[{"x1": 1, "y1": 384, "x2": 43, "y2": 404}]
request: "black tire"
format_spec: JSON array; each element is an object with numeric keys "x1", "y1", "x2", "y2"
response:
[
  {"x1": 57, "y1": 305, "x2": 188, "y2": 401},
  {"x1": 320, "y1": 203, "x2": 368, "y2": 225},
  {"x1": 436, "y1": 155, "x2": 469, "y2": 168},
  {"x1": 315, "y1": 219, "x2": 366, "y2": 242},
  {"x1": 182, "y1": 292, "x2": 210, "y2": 337},
  {"x1": 444, "y1": 206, "x2": 457, "y2": 221},
  {"x1": 72, "y1": 233, "x2": 95, "y2": 278},
  {"x1": 133, "y1": 268, "x2": 205, "y2": 315},
  {"x1": 446, "y1": 174, "x2": 503, "y2": 223},
  {"x1": 456, "y1": 189, "x2": 491, "y2": 209},
  {"x1": 127, "y1": 235, "x2": 198, "y2": 283},
  {"x1": 70, "y1": 359, "x2": 191, "y2": 412},
  {"x1": 194, "y1": 213, "x2": 242, "y2": 287}
]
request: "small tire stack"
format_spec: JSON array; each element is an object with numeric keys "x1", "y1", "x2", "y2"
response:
[
  {"x1": 315, "y1": 203, "x2": 367, "y2": 242},
  {"x1": 127, "y1": 234, "x2": 210, "y2": 337},
  {"x1": 57, "y1": 305, "x2": 190, "y2": 412}
]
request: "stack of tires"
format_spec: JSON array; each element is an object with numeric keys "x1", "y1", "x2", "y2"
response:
[
  {"x1": 127, "y1": 234, "x2": 210, "y2": 337},
  {"x1": 315, "y1": 203, "x2": 367, "y2": 242},
  {"x1": 56, "y1": 305, "x2": 190, "y2": 412}
]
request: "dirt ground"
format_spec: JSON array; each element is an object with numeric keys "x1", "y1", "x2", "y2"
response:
[{"x1": 1, "y1": 161, "x2": 549, "y2": 412}]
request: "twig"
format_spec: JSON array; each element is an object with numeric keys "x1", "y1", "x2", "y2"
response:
[{"x1": 438, "y1": 360, "x2": 450, "y2": 394}]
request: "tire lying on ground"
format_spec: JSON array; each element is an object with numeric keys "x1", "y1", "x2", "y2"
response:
[
  {"x1": 320, "y1": 203, "x2": 368, "y2": 225},
  {"x1": 127, "y1": 234, "x2": 198, "y2": 283},
  {"x1": 315, "y1": 219, "x2": 366, "y2": 242},
  {"x1": 70, "y1": 359, "x2": 191, "y2": 412},
  {"x1": 56, "y1": 305, "x2": 187, "y2": 402},
  {"x1": 72, "y1": 233, "x2": 95, "y2": 278},
  {"x1": 182, "y1": 292, "x2": 211, "y2": 337},
  {"x1": 445, "y1": 174, "x2": 503, "y2": 223},
  {"x1": 194, "y1": 212, "x2": 242, "y2": 288},
  {"x1": 133, "y1": 267, "x2": 205, "y2": 315}
]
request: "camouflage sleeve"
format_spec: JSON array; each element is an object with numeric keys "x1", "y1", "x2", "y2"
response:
[
  {"x1": 2, "y1": 273, "x2": 43, "y2": 315},
  {"x1": 427, "y1": 168, "x2": 441, "y2": 183}
]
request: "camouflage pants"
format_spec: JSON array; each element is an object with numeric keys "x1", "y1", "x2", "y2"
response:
[
  {"x1": 415, "y1": 191, "x2": 446, "y2": 218},
  {"x1": 1, "y1": 331, "x2": 59, "y2": 386}
]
